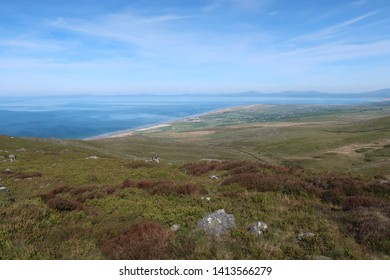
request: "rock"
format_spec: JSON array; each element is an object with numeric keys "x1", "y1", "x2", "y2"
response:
[
  {"x1": 297, "y1": 232, "x2": 316, "y2": 241},
  {"x1": 86, "y1": 156, "x2": 99, "y2": 159},
  {"x1": 150, "y1": 156, "x2": 160, "y2": 163},
  {"x1": 201, "y1": 196, "x2": 211, "y2": 201},
  {"x1": 16, "y1": 148, "x2": 26, "y2": 152},
  {"x1": 0, "y1": 183, "x2": 7, "y2": 190},
  {"x1": 209, "y1": 175, "x2": 219, "y2": 180},
  {"x1": 8, "y1": 155, "x2": 16, "y2": 162},
  {"x1": 249, "y1": 221, "x2": 268, "y2": 236},
  {"x1": 196, "y1": 209, "x2": 236, "y2": 236},
  {"x1": 171, "y1": 224, "x2": 180, "y2": 232}
]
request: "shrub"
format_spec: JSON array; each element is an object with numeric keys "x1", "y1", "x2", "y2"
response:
[
  {"x1": 176, "y1": 184, "x2": 202, "y2": 196},
  {"x1": 70, "y1": 185, "x2": 98, "y2": 196},
  {"x1": 101, "y1": 221, "x2": 172, "y2": 259},
  {"x1": 343, "y1": 196, "x2": 377, "y2": 211},
  {"x1": 121, "y1": 179, "x2": 136, "y2": 189},
  {"x1": 46, "y1": 197, "x2": 81, "y2": 212},
  {"x1": 14, "y1": 172, "x2": 43, "y2": 179},
  {"x1": 104, "y1": 185, "x2": 116, "y2": 195},
  {"x1": 320, "y1": 190, "x2": 344, "y2": 205},
  {"x1": 41, "y1": 186, "x2": 71, "y2": 201},
  {"x1": 137, "y1": 180, "x2": 156, "y2": 190},
  {"x1": 347, "y1": 209, "x2": 390, "y2": 254},
  {"x1": 180, "y1": 161, "x2": 221, "y2": 176},
  {"x1": 222, "y1": 172, "x2": 282, "y2": 192}
]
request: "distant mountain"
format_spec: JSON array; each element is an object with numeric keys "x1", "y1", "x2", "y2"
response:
[{"x1": 230, "y1": 89, "x2": 390, "y2": 99}]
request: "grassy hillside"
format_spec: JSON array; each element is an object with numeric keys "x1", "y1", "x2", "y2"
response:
[
  {"x1": 0, "y1": 102, "x2": 389, "y2": 259},
  {"x1": 96, "y1": 102, "x2": 390, "y2": 177}
]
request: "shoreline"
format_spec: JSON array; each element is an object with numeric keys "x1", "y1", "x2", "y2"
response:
[
  {"x1": 84, "y1": 104, "x2": 269, "y2": 141},
  {"x1": 84, "y1": 123, "x2": 173, "y2": 140},
  {"x1": 83, "y1": 99, "x2": 388, "y2": 141}
]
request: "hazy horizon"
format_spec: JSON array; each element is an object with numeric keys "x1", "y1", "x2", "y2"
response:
[
  {"x1": 1, "y1": 0, "x2": 390, "y2": 95},
  {"x1": 0, "y1": 88, "x2": 390, "y2": 98}
]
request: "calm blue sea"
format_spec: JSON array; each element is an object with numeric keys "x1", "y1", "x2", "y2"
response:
[{"x1": 0, "y1": 94, "x2": 384, "y2": 139}]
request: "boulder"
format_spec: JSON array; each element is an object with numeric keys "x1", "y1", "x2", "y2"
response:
[
  {"x1": 196, "y1": 209, "x2": 235, "y2": 236},
  {"x1": 296, "y1": 232, "x2": 316, "y2": 241},
  {"x1": 249, "y1": 221, "x2": 268, "y2": 236},
  {"x1": 0, "y1": 183, "x2": 7, "y2": 190}
]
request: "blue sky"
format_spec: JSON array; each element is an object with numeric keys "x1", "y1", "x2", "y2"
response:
[{"x1": 0, "y1": 0, "x2": 389, "y2": 95}]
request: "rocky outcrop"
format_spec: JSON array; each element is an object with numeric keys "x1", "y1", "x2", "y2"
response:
[{"x1": 196, "y1": 209, "x2": 236, "y2": 236}]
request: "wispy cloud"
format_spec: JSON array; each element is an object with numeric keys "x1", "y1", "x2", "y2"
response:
[
  {"x1": 0, "y1": 39, "x2": 64, "y2": 52},
  {"x1": 202, "y1": 0, "x2": 269, "y2": 13},
  {"x1": 275, "y1": 40, "x2": 390, "y2": 64},
  {"x1": 49, "y1": 11, "x2": 272, "y2": 65},
  {"x1": 291, "y1": 11, "x2": 378, "y2": 43},
  {"x1": 352, "y1": 0, "x2": 367, "y2": 6},
  {"x1": 203, "y1": 1, "x2": 220, "y2": 13}
]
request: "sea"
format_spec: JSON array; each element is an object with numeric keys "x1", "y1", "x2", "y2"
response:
[{"x1": 0, "y1": 93, "x2": 386, "y2": 139}]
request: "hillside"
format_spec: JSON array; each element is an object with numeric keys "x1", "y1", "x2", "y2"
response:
[{"x1": 0, "y1": 102, "x2": 389, "y2": 259}]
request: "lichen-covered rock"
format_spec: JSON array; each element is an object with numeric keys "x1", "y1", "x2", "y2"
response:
[
  {"x1": 196, "y1": 209, "x2": 235, "y2": 236},
  {"x1": 249, "y1": 221, "x2": 268, "y2": 236},
  {"x1": 296, "y1": 232, "x2": 316, "y2": 241},
  {"x1": 171, "y1": 224, "x2": 180, "y2": 232}
]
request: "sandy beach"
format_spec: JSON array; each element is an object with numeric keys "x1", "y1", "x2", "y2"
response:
[{"x1": 85, "y1": 123, "x2": 172, "y2": 140}]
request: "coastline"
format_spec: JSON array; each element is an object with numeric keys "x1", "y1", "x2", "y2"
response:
[
  {"x1": 84, "y1": 104, "x2": 268, "y2": 141},
  {"x1": 84, "y1": 123, "x2": 173, "y2": 140}
]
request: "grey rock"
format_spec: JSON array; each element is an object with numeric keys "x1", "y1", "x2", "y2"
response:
[
  {"x1": 8, "y1": 155, "x2": 16, "y2": 162},
  {"x1": 209, "y1": 175, "x2": 219, "y2": 180},
  {"x1": 171, "y1": 224, "x2": 180, "y2": 232},
  {"x1": 297, "y1": 232, "x2": 316, "y2": 241},
  {"x1": 86, "y1": 156, "x2": 99, "y2": 159},
  {"x1": 196, "y1": 209, "x2": 235, "y2": 236},
  {"x1": 0, "y1": 183, "x2": 7, "y2": 190},
  {"x1": 16, "y1": 148, "x2": 26, "y2": 152},
  {"x1": 150, "y1": 156, "x2": 160, "y2": 163},
  {"x1": 249, "y1": 221, "x2": 268, "y2": 236}
]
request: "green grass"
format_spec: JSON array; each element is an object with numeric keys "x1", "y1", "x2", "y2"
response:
[{"x1": 0, "y1": 102, "x2": 389, "y2": 259}]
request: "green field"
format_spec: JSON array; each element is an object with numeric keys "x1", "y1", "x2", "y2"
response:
[{"x1": 1, "y1": 102, "x2": 389, "y2": 259}]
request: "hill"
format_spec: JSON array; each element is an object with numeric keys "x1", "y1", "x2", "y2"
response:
[{"x1": 0, "y1": 102, "x2": 389, "y2": 259}]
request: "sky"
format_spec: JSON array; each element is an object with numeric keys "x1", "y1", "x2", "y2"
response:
[{"x1": 0, "y1": 0, "x2": 389, "y2": 95}]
